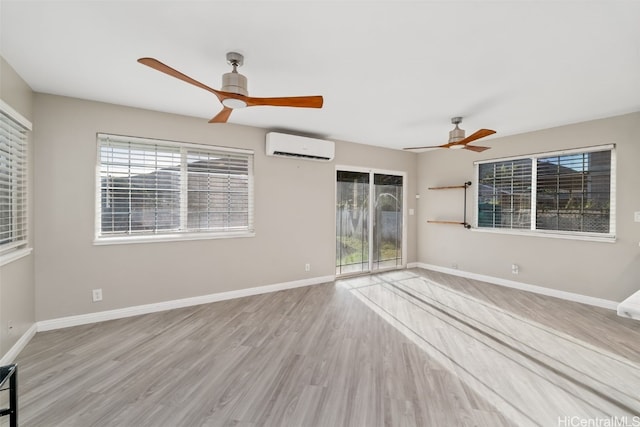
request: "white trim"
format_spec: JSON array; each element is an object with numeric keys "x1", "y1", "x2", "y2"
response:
[
  {"x1": 96, "y1": 132, "x2": 254, "y2": 155},
  {"x1": 473, "y1": 143, "x2": 616, "y2": 165},
  {"x1": 406, "y1": 262, "x2": 420, "y2": 269},
  {"x1": 414, "y1": 263, "x2": 618, "y2": 310},
  {"x1": 37, "y1": 274, "x2": 336, "y2": 332},
  {"x1": 0, "y1": 247, "x2": 32, "y2": 267},
  {"x1": 609, "y1": 147, "x2": 617, "y2": 236},
  {"x1": 94, "y1": 230, "x2": 255, "y2": 246},
  {"x1": 0, "y1": 323, "x2": 37, "y2": 365},
  {"x1": 334, "y1": 165, "x2": 408, "y2": 275},
  {"x1": 0, "y1": 99, "x2": 32, "y2": 130},
  {"x1": 470, "y1": 227, "x2": 616, "y2": 243}
]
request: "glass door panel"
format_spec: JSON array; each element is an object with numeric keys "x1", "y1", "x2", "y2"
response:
[
  {"x1": 372, "y1": 174, "x2": 403, "y2": 271},
  {"x1": 336, "y1": 171, "x2": 370, "y2": 275}
]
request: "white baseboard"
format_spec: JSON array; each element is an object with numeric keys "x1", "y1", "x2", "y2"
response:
[
  {"x1": 37, "y1": 274, "x2": 336, "y2": 332},
  {"x1": 1, "y1": 323, "x2": 37, "y2": 365},
  {"x1": 406, "y1": 262, "x2": 420, "y2": 269},
  {"x1": 415, "y1": 263, "x2": 618, "y2": 311}
]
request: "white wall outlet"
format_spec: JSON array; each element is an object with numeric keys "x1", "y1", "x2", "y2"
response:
[
  {"x1": 305, "y1": 263, "x2": 311, "y2": 272},
  {"x1": 92, "y1": 288, "x2": 103, "y2": 302},
  {"x1": 452, "y1": 263, "x2": 458, "y2": 270},
  {"x1": 634, "y1": 211, "x2": 640, "y2": 222},
  {"x1": 409, "y1": 208, "x2": 415, "y2": 216},
  {"x1": 512, "y1": 264, "x2": 519, "y2": 275}
]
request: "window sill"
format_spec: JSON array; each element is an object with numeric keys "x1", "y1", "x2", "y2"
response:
[
  {"x1": 0, "y1": 247, "x2": 33, "y2": 267},
  {"x1": 93, "y1": 230, "x2": 256, "y2": 246},
  {"x1": 471, "y1": 227, "x2": 616, "y2": 243}
]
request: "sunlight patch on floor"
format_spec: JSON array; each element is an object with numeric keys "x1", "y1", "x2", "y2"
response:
[{"x1": 338, "y1": 271, "x2": 640, "y2": 426}]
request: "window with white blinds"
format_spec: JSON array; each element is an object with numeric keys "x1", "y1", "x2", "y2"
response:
[
  {"x1": 0, "y1": 102, "x2": 30, "y2": 257},
  {"x1": 475, "y1": 144, "x2": 615, "y2": 240},
  {"x1": 96, "y1": 134, "x2": 254, "y2": 242},
  {"x1": 478, "y1": 158, "x2": 533, "y2": 230}
]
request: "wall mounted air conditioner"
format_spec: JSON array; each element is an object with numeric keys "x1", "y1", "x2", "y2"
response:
[{"x1": 266, "y1": 132, "x2": 335, "y2": 161}]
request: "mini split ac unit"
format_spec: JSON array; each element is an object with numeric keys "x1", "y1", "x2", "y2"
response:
[{"x1": 266, "y1": 132, "x2": 335, "y2": 161}]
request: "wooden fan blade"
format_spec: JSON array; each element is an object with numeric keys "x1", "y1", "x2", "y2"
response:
[
  {"x1": 463, "y1": 145, "x2": 491, "y2": 152},
  {"x1": 138, "y1": 57, "x2": 223, "y2": 101},
  {"x1": 403, "y1": 145, "x2": 445, "y2": 150},
  {"x1": 458, "y1": 128, "x2": 496, "y2": 145},
  {"x1": 209, "y1": 107, "x2": 233, "y2": 123},
  {"x1": 244, "y1": 95, "x2": 324, "y2": 108}
]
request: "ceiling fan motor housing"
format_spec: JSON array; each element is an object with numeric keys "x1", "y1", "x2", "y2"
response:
[
  {"x1": 449, "y1": 126, "x2": 465, "y2": 143},
  {"x1": 222, "y1": 71, "x2": 248, "y2": 96},
  {"x1": 447, "y1": 116, "x2": 464, "y2": 143}
]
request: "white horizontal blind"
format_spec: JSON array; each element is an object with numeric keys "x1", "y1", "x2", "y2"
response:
[
  {"x1": 186, "y1": 149, "x2": 252, "y2": 232},
  {"x1": 99, "y1": 137, "x2": 182, "y2": 235},
  {"x1": 475, "y1": 145, "x2": 615, "y2": 238},
  {"x1": 536, "y1": 149, "x2": 613, "y2": 234},
  {"x1": 0, "y1": 109, "x2": 29, "y2": 255},
  {"x1": 97, "y1": 134, "x2": 253, "y2": 239},
  {"x1": 477, "y1": 158, "x2": 533, "y2": 229}
]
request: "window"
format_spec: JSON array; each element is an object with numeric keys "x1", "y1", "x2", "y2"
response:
[
  {"x1": 0, "y1": 101, "x2": 30, "y2": 258},
  {"x1": 475, "y1": 145, "x2": 615, "y2": 240},
  {"x1": 96, "y1": 134, "x2": 254, "y2": 243}
]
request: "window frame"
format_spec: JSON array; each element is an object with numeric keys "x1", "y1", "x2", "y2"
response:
[
  {"x1": 94, "y1": 133, "x2": 255, "y2": 245},
  {"x1": 473, "y1": 144, "x2": 616, "y2": 243},
  {"x1": 0, "y1": 99, "x2": 32, "y2": 266}
]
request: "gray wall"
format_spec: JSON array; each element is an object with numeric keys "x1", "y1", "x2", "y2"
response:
[
  {"x1": 32, "y1": 94, "x2": 418, "y2": 321},
  {"x1": 417, "y1": 112, "x2": 640, "y2": 302},
  {"x1": 3, "y1": 53, "x2": 636, "y2": 350},
  {"x1": 0, "y1": 56, "x2": 35, "y2": 357}
]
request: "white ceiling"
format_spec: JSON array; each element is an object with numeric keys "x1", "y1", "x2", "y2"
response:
[{"x1": 1, "y1": 1, "x2": 639, "y2": 150}]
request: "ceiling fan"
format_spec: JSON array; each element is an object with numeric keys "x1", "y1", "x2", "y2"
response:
[
  {"x1": 404, "y1": 117, "x2": 496, "y2": 152},
  {"x1": 138, "y1": 52, "x2": 323, "y2": 123}
]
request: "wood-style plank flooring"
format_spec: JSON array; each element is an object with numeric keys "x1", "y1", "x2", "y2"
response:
[
  {"x1": 345, "y1": 270, "x2": 640, "y2": 426},
  {"x1": 11, "y1": 269, "x2": 640, "y2": 426}
]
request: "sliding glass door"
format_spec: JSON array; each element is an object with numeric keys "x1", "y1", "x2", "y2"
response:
[{"x1": 336, "y1": 169, "x2": 404, "y2": 276}]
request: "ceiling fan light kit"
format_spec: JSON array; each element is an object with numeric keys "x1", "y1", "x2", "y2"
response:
[{"x1": 137, "y1": 51, "x2": 323, "y2": 123}]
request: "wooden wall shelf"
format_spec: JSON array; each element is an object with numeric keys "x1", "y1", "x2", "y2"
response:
[
  {"x1": 428, "y1": 185, "x2": 469, "y2": 190},
  {"x1": 428, "y1": 220, "x2": 468, "y2": 226},
  {"x1": 427, "y1": 181, "x2": 472, "y2": 229}
]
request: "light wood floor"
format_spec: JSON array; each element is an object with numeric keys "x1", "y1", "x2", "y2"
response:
[{"x1": 11, "y1": 269, "x2": 640, "y2": 426}]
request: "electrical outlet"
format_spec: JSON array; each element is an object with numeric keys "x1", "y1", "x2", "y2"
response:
[
  {"x1": 92, "y1": 288, "x2": 103, "y2": 302},
  {"x1": 512, "y1": 264, "x2": 519, "y2": 275},
  {"x1": 452, "y1": 263, "x2": 458, "y2": 270},
  {"x1": 305, "y1": 263, "x2": 311, "y2": 272},
  {"x1": 635, "y1": 211, "x2": 640, "y2": 222}
]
